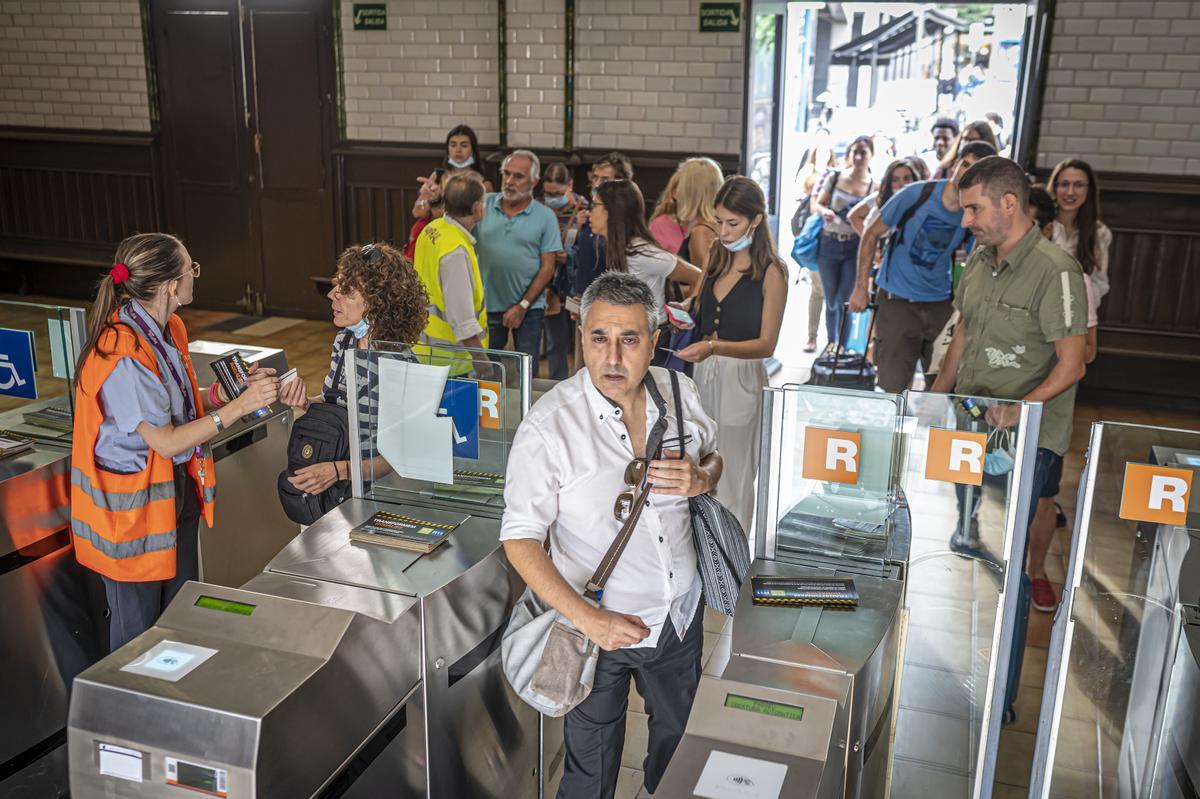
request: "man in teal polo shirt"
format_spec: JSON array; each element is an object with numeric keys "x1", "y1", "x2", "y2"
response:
[{"x1": 475, "y1": 149, "x2": 563, "y2": 364}]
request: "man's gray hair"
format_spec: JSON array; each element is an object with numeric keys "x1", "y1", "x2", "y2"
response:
[
  {"x1": 580, "y1": 272, "x2": 658, "y2": 333},
  {"x1": 503, "y1": 149, "x2": 541, "y2": 181}
]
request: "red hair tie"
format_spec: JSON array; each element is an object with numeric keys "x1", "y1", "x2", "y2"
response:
[{"x1": 110, "y1": 263, "x2": 130, "y2": 284}]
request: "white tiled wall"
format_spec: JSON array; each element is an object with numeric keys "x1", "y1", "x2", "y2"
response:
[
  {"x1": 506, "y1": 0, "x2": 566, "y2": 150},
  {"x1": 574, "y1": 0, "x2": 744, "y2": 154},
  {"x1": 0, "y1": 0, "x2": 150, "y2": 132},
  {"x1": 1036, "y1": 0, "x2": 1200, "y2": 175},
  {"x1": 340, "y1": 0, "x2": 501, "y2": 144}
]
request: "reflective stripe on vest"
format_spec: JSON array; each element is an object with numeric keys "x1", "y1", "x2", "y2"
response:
[
  {"x1": 72, "y1": 466, "x2": 175, "y2": 512},
  {"x1": 71, "y1": 516, "x2": 176, "y2": 559}
]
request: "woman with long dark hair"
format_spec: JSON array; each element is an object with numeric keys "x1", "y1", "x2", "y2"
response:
[
  {"x1": 675, "y1": 176, "x2": 788, "y2": 532},
  {"x1": 71, "y1": 233, "x2": 283, "y2": 650},
  {"x1": 407, "y1": 124, "x2": 494, "y2": 255},
  {"x1": 1048, "y1": 158, "x2": 1111, "y2": 300},
  {"x1": 934, "y1": 120, "x2": 999, "y2": 179},
  {"x1": 589, "y1": 179, "x2": 703, "y2": 318}
]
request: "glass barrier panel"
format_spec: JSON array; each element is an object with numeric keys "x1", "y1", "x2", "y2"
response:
[
  {"x1": 0, "y1": 299, "x2": 86, "y2": 444},
  {"x1": 757, "y1": 384, "x2": 905, "y2": 574},
  {"x1": 351, "y1": 342, "x2": 531, "y2": 510},
  {"x1": 1032, "y1": 422, "x2": 1200, "y2": 799},
  {"x1": 891, "y1": 392, "x2": 1040, "y2": 798}
]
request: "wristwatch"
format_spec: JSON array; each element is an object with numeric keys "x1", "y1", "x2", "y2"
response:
[
  {"x1": 518, "y1": 298, "x2": 531, "y2": 311},
  {"x1": 209, "y1": 410, "x2": 225, "y2": 433}
]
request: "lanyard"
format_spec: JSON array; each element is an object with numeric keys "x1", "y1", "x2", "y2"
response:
[{"x1": 125, "y1": 305, "x2": 207, "y2": 471}]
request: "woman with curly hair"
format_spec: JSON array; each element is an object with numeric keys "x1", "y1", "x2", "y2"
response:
[{"x1": 281, "y1": 242, "x2": 429, "y2": 496}]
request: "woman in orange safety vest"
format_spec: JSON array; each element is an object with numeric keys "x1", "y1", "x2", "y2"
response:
[{"x1": 71, "y1": 233, "x2": 282, "y2": 651}]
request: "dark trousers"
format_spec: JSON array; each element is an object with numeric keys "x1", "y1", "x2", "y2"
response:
[
  {"x1": 1003, "y1": 448, "x2": 1064, "y2": 718},
  {"x1": 544, "y1": 308, "x2": 572, "y2": 380},
  {"x1": 815, "y1": 234, "x2": 859, "y2": 344},
  {"x1": 872, "y1": 293, "x2": 955, "y2": 393},
  {"x1": 101, "y1": 464, "x2": 201, "y2": 652},
  {"x1": 488, "y1": 308, "x2": 545, "y2": 367},
  {"x1": 558, "y1": 603, "x2": 703, "y2": 799}
]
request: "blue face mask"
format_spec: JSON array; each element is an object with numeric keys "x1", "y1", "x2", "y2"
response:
[
  {"x1": 448, "y1": 155, "x2": 475, "y2": 169},
  {"x1": 545, "y1": 195, "x2": 569, "y2": 209},
  {"x1": 345, "y1": 317, "x2": 369, "y2": 339},
  {"x1": 722, "y1": 227, "x2": 755, "y2": 253}
]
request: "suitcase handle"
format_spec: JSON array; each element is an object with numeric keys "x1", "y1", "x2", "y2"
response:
[{"x1": 834, "y1": 302, "x2": 876, "y2": 379}]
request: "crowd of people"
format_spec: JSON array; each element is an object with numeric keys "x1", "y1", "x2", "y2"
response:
[{"x1": 71, "y1": 116, "x2": 1111, "y2": 798}]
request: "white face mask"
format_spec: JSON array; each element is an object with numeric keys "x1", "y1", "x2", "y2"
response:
[
  {"x1": 722, "y1": 227, "x2": 755, "y2": 253},
  {"x1": 448, "y1": 155, "x2": 475, "y2": 169}
]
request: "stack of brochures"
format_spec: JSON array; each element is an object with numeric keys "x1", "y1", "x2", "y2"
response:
[
  {"x1": 750, "y1": 575, "x2": 859, "y2": 608},
  {"x1": 0, "y1": 431, "x2": 34, "y2": 460},
  {"x1": 348, "y1": 510, "x2": 457, "y2": 553}
]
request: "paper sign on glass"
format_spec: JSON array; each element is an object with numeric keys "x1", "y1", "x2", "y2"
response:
[
  {"x1": 925, "y1": 428, "x2": 987, "y2": 486},
  {"x1": 801, "y1": 427, "x2": 861, "y2": 485},
  {"x1": 1119, "y1": 463, "x2": 1193, "y2": 525},
  {"x1": 376, "y1": 358, "x2": 454, "y2": 484}
]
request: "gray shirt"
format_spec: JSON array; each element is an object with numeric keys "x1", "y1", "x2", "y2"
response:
[{"x1": 95, "y1": 301, "x2": 194, "y2": 472}]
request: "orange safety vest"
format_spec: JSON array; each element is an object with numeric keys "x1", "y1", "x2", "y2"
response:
[{"x1": 71, "y1": 311, "x2": 217, "y2": 582}]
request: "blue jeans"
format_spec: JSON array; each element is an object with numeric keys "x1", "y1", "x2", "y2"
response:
[
  {"x1": 815, "y1": 234, "x2": 859, "y2": 344},
  {"x1": 543, "y1": 308, "x2": 571, "y2": 380},
  {"x1": 488, "y1": 307, "x2": 545, "y2": 366}
]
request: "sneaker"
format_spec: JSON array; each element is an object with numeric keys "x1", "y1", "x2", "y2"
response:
[{"x1": 1031, "y1": 577, "x2": 1058, "y2": 612}]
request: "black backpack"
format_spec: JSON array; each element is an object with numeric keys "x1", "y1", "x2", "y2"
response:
[{"x1": 277, "y1": 401, "x2": 353, "y2": 525}]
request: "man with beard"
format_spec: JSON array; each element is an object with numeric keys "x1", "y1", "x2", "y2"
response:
[
  {"x1": 931, "y1": 155, "x2": 1086, "y2": 722},
  {"x1": 475, "y1": 149, "x2": 563, "y2": 362}
]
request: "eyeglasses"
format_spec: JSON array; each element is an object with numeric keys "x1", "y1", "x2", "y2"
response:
[
  {"x1": 1055, "y1": 180, "x2": 1089, "y2": 192},
  {"x1": 184, "y1": 261, "x2": 200, "y2": 278},
  {"x1": 613, "y1": 458, "x2": 648, "y2": 523}
]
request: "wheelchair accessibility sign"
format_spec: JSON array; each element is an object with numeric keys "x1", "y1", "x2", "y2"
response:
[
  {"x1": 439, "y1": 378, "x2": 481, "y2": 460},
  {"x1": 0, "y1": 328, "x2": 37, "y2": 400}
]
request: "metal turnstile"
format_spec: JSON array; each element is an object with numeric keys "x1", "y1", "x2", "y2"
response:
[
  {"x1": 68, "y1": 344, "x2": 540, "y2": 798},
  {"x1": 188, "y1": 340, "x2": 295, "y2": 587}
]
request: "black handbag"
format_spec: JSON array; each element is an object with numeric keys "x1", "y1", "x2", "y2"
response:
[
  {"x1": 277, "y1": 401, "x2": 353, "y2": 525},
  {"x1": 277, "y1": 336, "x2": 355, "y2": 525}
]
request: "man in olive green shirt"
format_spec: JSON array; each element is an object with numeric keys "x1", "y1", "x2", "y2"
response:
[{"x1": 932, "y1": 156, "x2": 1086, "y2": 718}]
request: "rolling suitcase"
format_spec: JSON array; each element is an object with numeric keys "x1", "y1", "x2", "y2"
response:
[{"x1": 807, "y1": 302, "x2": 877, "y2": 391}]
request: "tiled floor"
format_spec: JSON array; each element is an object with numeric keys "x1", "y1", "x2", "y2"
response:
[{"x1": 7, "y1": 287, "x2": 1197, "y2": 797}]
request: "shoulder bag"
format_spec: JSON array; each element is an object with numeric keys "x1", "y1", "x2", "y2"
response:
[
  {"x1": 791, "y1": 170, "x2": 838, "y2": 272},
  {"x1": 667, "y1": 370, "x2": 752, "y2": 616},
  {"x1": 502, "y1": 374, "x2": 669, "y2": 717}
]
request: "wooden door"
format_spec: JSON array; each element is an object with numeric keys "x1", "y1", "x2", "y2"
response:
[
  {"x1": 246, "y1": 0, "x2": 337, "y2": 317},
  {"x1": 152, "y1": 1, "x2": 255, "y2": 312},
  {"x1": 151, "y1": 0, "x2": 335, "y2": 317}
]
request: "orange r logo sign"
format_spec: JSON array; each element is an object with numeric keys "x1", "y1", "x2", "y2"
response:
[
  {"x1": 802, "y1": 427, "x2": 861, "y2": 485},
  {"x1": 1119, "y1": 463, "x2": 1193, "y2": 525},
  {"x1": 925, "y1": 428, "x2": 987, "y2": 486}
]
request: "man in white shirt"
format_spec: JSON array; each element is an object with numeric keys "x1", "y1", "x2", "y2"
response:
[{"x1": 501, "y1": 272, "x2": 723, "y2": 798}]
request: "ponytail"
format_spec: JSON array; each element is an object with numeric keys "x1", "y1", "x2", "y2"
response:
[{"x1": 74, "y1": 233, "x2": 188, "y2": 389}]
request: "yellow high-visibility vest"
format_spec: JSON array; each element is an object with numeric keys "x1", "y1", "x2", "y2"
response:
[{"x1": 412, "y1": 217, "x2": 488, "y2": 374}]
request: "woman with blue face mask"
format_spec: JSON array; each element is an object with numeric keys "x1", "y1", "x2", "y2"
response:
[
  {"x1": 540, "y1": 161, "x2": 587, "y2": 378},
  {"x1": 411, "y1": 124, "x2": 494, "y2": 223},
  {"x1": 674, "y1": 176, "x2": 789, "y2": 533},
  {"x1": 281, "y1": 243, "x2": 429, "y2": 497}
]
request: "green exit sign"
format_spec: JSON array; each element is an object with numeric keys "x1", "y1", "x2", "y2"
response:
[
  {"x1": 700, "y1": 1, "x2": 742, "y2": 33},
  {"x1": 352, "y1": 3, "x2": 387, "y2": 31}
]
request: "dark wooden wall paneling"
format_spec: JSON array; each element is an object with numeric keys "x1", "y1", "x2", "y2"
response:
[
  {"x1": 1076, "y1": 173, "x2": 1200, "y2": 409},
  {"x1": 0, "y1": 130, "x2": 160, "y2": 272}
]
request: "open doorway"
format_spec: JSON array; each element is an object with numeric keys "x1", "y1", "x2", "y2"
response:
[{"x1": 745, "y1": 1, "x2": 1049, "y2": 373}]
